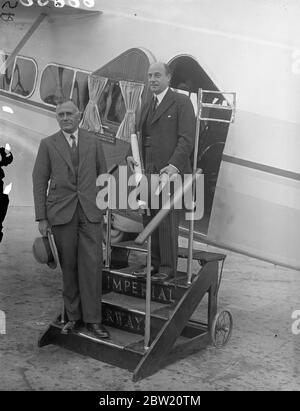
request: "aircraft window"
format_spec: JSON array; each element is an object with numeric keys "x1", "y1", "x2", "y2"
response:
[
  {"x1": 40, "y1": 65, "x2": 74, "y2": 106},
  {"x1": 0, "y1": 54, "x2": 14, "y2": 92},
  {"x1": 71, "y1": 71, "x2": 89, "y2": 113},
  {"x1": 11, "y1": 57, "x2": 36, "y2": 97},
  {"x1": 98, "y1": 80, "x2": 126, "y2": 124}
]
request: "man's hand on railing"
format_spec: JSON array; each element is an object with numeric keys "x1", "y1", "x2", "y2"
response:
[{"x1": 159, "y1": 164, "x2": 179, "y2": 178}]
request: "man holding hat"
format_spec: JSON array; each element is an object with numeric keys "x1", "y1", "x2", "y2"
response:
[{"x1": 32, "y1": 99, "x2": 109, "y2": 339}]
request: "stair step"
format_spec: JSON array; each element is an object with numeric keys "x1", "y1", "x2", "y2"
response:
[
  {"x1": 77, "y1": 325, "x2": 144, "y2": 352},
  {"x1": 39, "y1": 320, "x2": 145, "y2": 370},
  {"x1": 103, "y1": 269, "x2": 190, "y2": 304},
  {"x1": 102, "y1": 292, "x2": 172, "y2": 336},
  {"x1": 177, "y1": 247, "x2": 226, "y2": 263},
  {"x1": 50, "y1": 318, "x2": 143, "y2": 350},
  {"x1": 102, "y1": 292, "x2": 171, "y2": 314},
  {"x1": 112, "y1": 241, "x2": 226, "y2": 263},
  {"x1": 101, "y1": 292, "x2": 207, "y2": 342}
]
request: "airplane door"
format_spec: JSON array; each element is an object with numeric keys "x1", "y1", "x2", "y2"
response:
[{"x1": 91, "y1": 47, "x2": 156, "y2": 167}]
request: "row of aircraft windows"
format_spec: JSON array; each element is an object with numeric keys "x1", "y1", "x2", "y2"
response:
[
  {"x1": 41, "y1": 66, "x2": 127, "y2": 124},
  {"x1": 0, "y1": 53, "x2": 126, "y2": 125},
  {"x1": 0, "y1": 53, "x2": 197, "y2": 126},
  {"x1": 40, "y1": 65, "x2": 127, "y2": 124}
]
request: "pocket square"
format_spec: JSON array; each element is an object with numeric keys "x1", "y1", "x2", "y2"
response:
[{"x1": 168, "y1": 115, "x2": 172, "y2": 118}]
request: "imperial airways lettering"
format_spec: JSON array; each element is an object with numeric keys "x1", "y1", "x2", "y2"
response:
[
  {"x1": 0, "y1": 145, "x2": 13, "y2": 243},
  {"x1": 104, "y1": 274, "x2": 175, "y2": 303}
]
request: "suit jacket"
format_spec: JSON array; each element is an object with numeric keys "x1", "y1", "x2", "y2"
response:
[
  {"x1": 139, "y1": 88, "x2": 195, "y2": 174},
  {"x1": 32, "y1": 128, "x2": 107, "y2": 225}
]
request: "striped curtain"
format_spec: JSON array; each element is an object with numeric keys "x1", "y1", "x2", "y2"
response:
[
  {"x1": 115, "y1": 81, "x2": 144, "y2": 142},
  {"x1": 81, "y1": 75, "x2": 108, "y2": 133}
]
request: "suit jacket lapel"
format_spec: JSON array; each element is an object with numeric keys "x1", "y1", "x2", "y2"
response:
[
  {"x1": 53, "y1": 131, "x2": 75, "y2": 174},
  {"x1": 151, "y1": 88, "x2": 175, "y2": 124},
  {"x1": 78, "y1": 128, "x2": 90, "y2": 174}
]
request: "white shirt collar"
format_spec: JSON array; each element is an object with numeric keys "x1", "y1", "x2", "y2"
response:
[
  {"x1": 154, "y1": 87, "x2": 169, "y2": 105},
  {"x1": 62, "y1": 129, "x2": 79, "y2": 146}
]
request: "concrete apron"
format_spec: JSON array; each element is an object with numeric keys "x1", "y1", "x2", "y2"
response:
[{"x1": 0, "y1": 206, "x2": 299, "y2": 390}]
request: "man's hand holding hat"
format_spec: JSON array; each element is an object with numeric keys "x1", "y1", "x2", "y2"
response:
[{"x1": 39, "y1": 219, "x2": 50, "y2": 237}]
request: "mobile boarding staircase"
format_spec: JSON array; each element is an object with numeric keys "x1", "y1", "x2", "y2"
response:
[{"x1": 38, "y1": 89, "x2": 236, "y2": 381}]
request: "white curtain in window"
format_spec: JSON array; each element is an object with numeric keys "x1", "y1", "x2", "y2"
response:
[
  {"x1": 115, "y1": 81, "x2": 144, "y2": 142},
  {"x1": 81, "y1": 75, "x2": 108, "y2": 133}
]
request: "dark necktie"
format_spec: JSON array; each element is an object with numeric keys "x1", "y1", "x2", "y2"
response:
[
  {"x1": 152, "y1": 96, "x2": 158, "y2": 113},
  {"x1": 69, "y1": 134, "x2": 79, "y2": 175},
  {"x1": 70, "y1": 134, "x2": 76, "y2": 150}
]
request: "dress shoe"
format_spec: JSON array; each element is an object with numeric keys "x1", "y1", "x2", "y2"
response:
[
  {"x1": 86, "y1": 323, "x2": 110, "y2": 339},
  {"x1": 151, "y1": 272, "x2": 174, "y2": 283},
  {"x1": 61, "y1": 319, "x2": 82, "y2": 335},
  {"x1": 133, "y1": 265, "x2": 158, "y2": 278}
]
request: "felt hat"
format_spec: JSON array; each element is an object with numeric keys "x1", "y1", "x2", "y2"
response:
[{"x1": 32, "y1": 231, "x2": 59, "y2": 269}]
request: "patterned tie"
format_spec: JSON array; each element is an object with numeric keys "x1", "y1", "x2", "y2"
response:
[
  {"x1": 152, "y1": 96, "x2": 158, "y2": 112},
  {"x1": 70, "y1": 134, "x2": 76, "y2": 150}
]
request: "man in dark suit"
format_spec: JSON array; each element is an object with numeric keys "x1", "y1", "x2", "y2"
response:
[
  {"x1": 32, "y1": 99, "x2": 109, "y2": 339},
  {"x1": 127, "y1": 62, "x2": 195, "y2": 281},
  {"x1": 0, "y1": 145, "x2": 13, "y2": 243}
]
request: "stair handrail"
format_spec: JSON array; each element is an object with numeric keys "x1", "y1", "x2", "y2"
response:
[
  {"x1": 135, "y1": 169, "x2": 202, "y2": 350},
  {"x1": 104, "y1": 164, "x2": 119, "y2": 268},
  {"x1": 135, "y1": 169, "x2": 202, "y2": 246}
]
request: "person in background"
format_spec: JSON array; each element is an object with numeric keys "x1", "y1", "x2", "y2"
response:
[{"x1": 0, "y1": 144, "x2": 13, "y2": 243}]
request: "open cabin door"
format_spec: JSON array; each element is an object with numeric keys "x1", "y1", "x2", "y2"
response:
[{"x1": 85, "y1": 48, "x2": 156, "y2": 169}]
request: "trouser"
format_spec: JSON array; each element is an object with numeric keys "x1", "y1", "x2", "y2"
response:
[
  {"x1": 143, "y1": 208, "x2": 180, "y2": 276},
  {"x1": 52, "y1": 204, "x2": 103, "y2": 323},
  {"x1": 143, "y1": 146, "x2": 180, "y2": 276}
]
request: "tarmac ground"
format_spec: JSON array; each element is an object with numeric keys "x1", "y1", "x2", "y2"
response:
[{"x1": 0, "y1": 206, "x2": 300, "y2": 391}]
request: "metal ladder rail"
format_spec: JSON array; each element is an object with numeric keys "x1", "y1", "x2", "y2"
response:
[{"x1": 187, "y1": 88, "x2": 237, "y2": 284}]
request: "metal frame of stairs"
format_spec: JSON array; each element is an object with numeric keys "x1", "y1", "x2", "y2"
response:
[{"x1": 38, "y1": 247, "x2": 224, "y2": 381}]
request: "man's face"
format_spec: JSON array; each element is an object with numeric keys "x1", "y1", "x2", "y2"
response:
[
  {"x1": 148, "y1": 63, "x2": 170, "y2": 95},
  {"x1": 56, "y1": 101, "x2": 81, "y2": 133}
]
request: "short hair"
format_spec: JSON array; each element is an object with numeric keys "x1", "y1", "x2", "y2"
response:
[
  {"x1": 149, "y1": 62, "x2": 172, "y2": 77},
  {"x1": 55, "y1": 98, "x2": 79, "y2": 111}
]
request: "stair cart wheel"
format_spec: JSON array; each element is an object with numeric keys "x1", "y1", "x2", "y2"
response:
[{"x1": 211, "y1": 310, "x2": 233, "y2": 348}]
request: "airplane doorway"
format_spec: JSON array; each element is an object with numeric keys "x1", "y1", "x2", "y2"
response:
[{"x1": 168, "y1": 55, "x2": 231, "y2": 235}]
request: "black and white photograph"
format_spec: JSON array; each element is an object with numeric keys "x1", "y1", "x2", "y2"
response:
[{"x1": 0, "y1": 0, "x2": 299, "y2": 392}]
